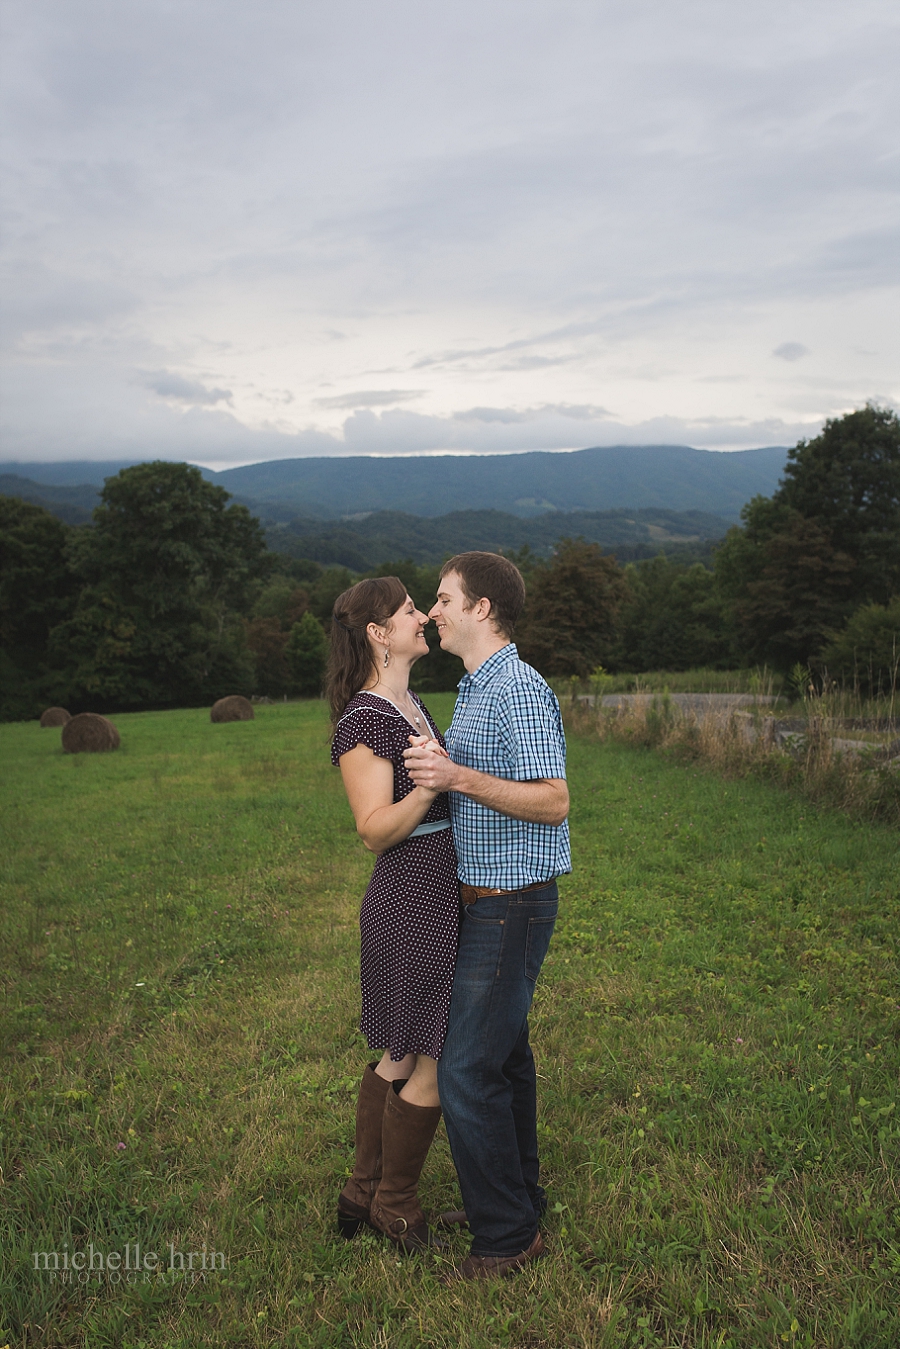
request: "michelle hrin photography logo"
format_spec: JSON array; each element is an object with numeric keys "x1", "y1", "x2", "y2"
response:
[{"x1": 32, "y1": 1240, "x2": 227, "y2": 1287}]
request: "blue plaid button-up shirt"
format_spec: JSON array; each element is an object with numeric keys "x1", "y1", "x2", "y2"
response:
[{"x1": 445, "y1": 644, "x2": 571, "y2": 889}]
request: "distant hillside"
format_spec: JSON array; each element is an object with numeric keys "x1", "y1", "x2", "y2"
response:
[
  {"x1": 0, "y1": 443, "x2": 788, "y2": 522},
  {"x1": 267, "y1": 507, "x2": 732, "y2": 570},
  {"x1": 217, "y1": 443, "x2": 787, "y2": 520},
  {"x1": 0, "y1": 474, "x2": 99, "y2": 525},
  {"x1": 0, "y1": 461, "x2": 144, "y2": 487},
  {"x1": 0, "y1": 466, "x2": 729, "y2": 566}
]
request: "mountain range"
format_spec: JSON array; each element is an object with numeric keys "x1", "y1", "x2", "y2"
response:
[
  {"x1": 1, "y1": 443, "x2": 788, "y2": 567},
  {"x1": 0, "y1": 442, "x2": 788, "y2": 521}
]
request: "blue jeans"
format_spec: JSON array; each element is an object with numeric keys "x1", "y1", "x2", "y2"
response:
[{"x1": 437, "y1": 882, "x2": 558, "y2": 1256}]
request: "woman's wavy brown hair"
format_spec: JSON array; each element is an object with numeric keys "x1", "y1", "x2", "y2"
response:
[{"x1": 326, "y1": 575, "x2": 408, "y2": 728}]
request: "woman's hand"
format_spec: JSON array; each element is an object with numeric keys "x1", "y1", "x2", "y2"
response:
[{"x1": 407, "y1": 733, "x2": 450, "y2": 759}]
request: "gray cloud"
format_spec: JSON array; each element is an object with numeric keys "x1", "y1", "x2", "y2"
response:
[
  {"x1": 144, "y1": 371, "x2": 232, "y2": 404},
  {"x1": 452, "y1": 404, "x2": 613, "y2": 425},
  {"x1": 312, "y1": 389, "x2": 424, "y2": 410},
  {"x1": 0, "y1": 361, "x2": 826, "y2": 463},
  {"x1": 772, "y1": 343, "x2": 810, "y2": 362},
  {"x1": 1, "y1": 0, "x2": 897, "y2": 463}
]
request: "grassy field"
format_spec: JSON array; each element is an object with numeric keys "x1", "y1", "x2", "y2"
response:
[{"x1": 1, "y1": 700, "x2": 899, "y2": 1349}]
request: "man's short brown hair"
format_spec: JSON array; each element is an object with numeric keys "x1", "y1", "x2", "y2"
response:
[{"x1": 439, "y1": 552, "x2": 526, "y2": 639}]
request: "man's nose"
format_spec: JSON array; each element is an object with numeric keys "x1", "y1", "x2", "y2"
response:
[{"x1": 428, "y1": 603, "x2": 440, "y2": 621}]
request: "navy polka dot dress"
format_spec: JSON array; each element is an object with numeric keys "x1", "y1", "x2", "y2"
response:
[{"x1": 332, "y1": 691, "x2": 459, "y2": 1062}]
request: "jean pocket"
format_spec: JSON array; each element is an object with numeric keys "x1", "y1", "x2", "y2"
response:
[
  {"x1": 460, "y1": 898, "x2": 508, "y2": 983},
  {"x1": 524, "y1": 915, "x2": 556, "y2": 983},
  {"x1": 464, "y1": 897, "x2": 507, "y2": 925}
]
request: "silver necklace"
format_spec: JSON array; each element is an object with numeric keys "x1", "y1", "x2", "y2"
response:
[{"x1": 366, "y1": 685, "x2": 423, "y2": 731}]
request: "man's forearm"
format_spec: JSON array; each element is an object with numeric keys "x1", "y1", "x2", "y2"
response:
[
  {"x1": 403, "y1": 743, "x2": 569, "y2": 824},
  {"x1": 451, "y1": 765, "x2": 568, "y2": 825}
]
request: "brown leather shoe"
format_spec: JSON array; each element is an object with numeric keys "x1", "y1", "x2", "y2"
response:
[{"x1": 439, "y1": 1231, "x2": 546, "y2": 1283}]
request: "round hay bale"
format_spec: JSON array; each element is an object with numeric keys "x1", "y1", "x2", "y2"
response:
[
  {"x1": 61, "y1": 712, "x2": 121, "y2": 754},
  {"x1": 40, "y1": 706, "x2": 71, "y2": 728},
  {"x1": 210, "y1": 695, "x2": 255, "y2": 723}
]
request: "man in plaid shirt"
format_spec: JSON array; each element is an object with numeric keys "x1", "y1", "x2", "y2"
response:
[{"x1": 404, "y1": 552, "x2": 570, "y2": 1281}]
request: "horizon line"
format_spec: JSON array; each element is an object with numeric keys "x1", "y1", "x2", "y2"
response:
[{"x1": 1, "y1": 440, "x2": 792, "y2": 476}]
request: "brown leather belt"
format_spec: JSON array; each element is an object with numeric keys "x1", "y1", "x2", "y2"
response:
[{"x1": 459, "y1": 880, "x2": 555, "y2": 906}]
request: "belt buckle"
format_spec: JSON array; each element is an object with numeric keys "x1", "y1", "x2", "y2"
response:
[{"x1": 460, "y1": 882, "x2": 508, "y2": 905}]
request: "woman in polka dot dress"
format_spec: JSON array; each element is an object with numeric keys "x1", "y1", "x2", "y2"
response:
[{"x1": 327, "y1": 576, "x2": 459, "y2": 1253}]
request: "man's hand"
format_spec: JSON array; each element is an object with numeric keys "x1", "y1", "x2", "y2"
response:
[
  {"x1": 404, "y1": 737, "x2": 459, "y2": 792},
  {"x1": 405, "y1": 736, "x2": 569, "y2": 824}
]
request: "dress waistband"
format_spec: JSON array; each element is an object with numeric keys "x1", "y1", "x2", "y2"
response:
[{"x1": 408, "y1": 818, "x2": 452, "y2": 838}]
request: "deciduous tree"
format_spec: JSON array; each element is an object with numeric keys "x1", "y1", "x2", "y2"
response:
[
  {"x1": 286, "y1": 611, "x2": 328, "y2": 697},
  {"x1": 613, "y1": 555, "x2": 728, "y2": 672},
  {"x1": 777, "y1": 404, "x2": 900, "y2": 605},
  {"x1": 52, "y1": 461, "x2": 267, "y2": 708},
  {"x1": 714, "y1": 498, "x2": 856, "y2": 668},
  {"x1": 516, "y1": 538, "x2": 629, "y2": 678},
  {"x1": 0, "y1": 496, "x2": 79, "y2": 718}
]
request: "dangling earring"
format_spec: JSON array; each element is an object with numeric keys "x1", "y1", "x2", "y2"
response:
[{"x1": 383, "y1": 646, "x2": 390, "y2": 668}]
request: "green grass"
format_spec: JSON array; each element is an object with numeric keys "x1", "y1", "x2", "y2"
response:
[{"x1": 2, "y1": 701, "x2": 899, "y2": 1348}]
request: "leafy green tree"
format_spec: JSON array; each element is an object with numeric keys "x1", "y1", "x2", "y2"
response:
[
  {"x1": 614, "y1": 555, "x2": 728, "y2": 671},
  {"x1": 252, "y1": 576, "x2": 309, "y2": 625},
  {"x1": 777, "y1": 404, "x2": 900, "y2": 605},
  {"x1": 286, "y1": 611, "x2": 328, "y2": 697},
  {"x1": 305, "y1": 565, "x2": 359, "y2": 626},
  {"x1": 714, "y1": 408, "x2": 900, "y2": 671},
  {"x1": 245, "y1": 579, "x2": 311, "y2": 696},
  {"x1": 51, "y1": 461, "x2": 267, "y2": 708},
  {"x1": 516, "y1": 538, "x2": 629, "y2": 678},
  {"x1": 714, "y1": 497, "x2": 857, "y2": 669},
  {"x1": 245, "y1": 618, "x2": 290, "y2": 697},
  {"x1": 0, "y1": 496, "x2": 80, "y2": 719},
  {"x1": 821, "y1": 598, "x2": 900, "y2": 696}
]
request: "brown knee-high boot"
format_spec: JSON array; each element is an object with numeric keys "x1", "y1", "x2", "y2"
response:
[
  {"x1": 369, "y1": 1082, "x2": 442, "y2": 1253},
  {"x1": 337, "y1": 1064, "x2": 397, "y2": 1238}
]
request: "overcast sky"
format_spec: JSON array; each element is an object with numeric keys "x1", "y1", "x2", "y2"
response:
[{"x1": 1, "y1": 0, "x2": 897, "y2": 467}]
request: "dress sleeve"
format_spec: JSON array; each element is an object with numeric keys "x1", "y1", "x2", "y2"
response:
[{"x1": 331, "y1": 702, "x2": 397, "y2": 766}]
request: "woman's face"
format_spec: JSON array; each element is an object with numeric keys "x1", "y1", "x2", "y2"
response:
[{"x1": 383, "y1": 594, "x2": 430, "y2": 664}]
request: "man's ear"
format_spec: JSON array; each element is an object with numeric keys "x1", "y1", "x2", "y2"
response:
[{"x1": 474, "y1": 597, "x2": 493, "y2": 624}]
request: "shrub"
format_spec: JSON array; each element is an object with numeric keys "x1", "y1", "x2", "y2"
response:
[{"x1": 821, "y1": 598, "x2": 900, "y2": 696}]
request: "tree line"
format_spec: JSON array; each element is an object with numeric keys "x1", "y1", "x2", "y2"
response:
[{"x1": 2, "y1": 407, "x2": 898, "y2": 721}]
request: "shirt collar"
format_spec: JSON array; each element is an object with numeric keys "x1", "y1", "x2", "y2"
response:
[{"x1": 458, "y1": 643, "x2": 518, "y2": 689}]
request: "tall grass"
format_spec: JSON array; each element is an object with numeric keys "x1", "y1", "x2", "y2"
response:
[
  {"x1": 566, "y1": 684, "x2": 900, "y2": 827},
  {"x1": 553, "y1": 669, "x2": 787, "y2": 700}
]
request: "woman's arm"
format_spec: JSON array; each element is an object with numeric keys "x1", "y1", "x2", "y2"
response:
[{"x1": 339, "y1": 742, "x2": 439, "y2": 854}]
